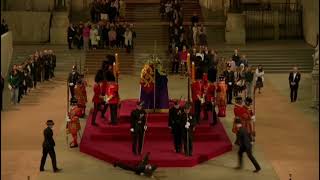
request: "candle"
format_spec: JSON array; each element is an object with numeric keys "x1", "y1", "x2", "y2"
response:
[
  {"x1": 113, "y1": 62, "x2": 116, "y2": 77},
  {"x1": 187, "y1": 53, "x2": 190, "y2": 74},
  {"x1": 192, "y1": 61, "x2": 195, "y2": 81},
  {"x1": 115, "y1": 53, "x2": 119, "y2": 72}
]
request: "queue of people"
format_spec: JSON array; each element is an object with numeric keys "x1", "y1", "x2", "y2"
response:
[
  {"x1": 67, "y1": 21, "x2": 136, "y2": 53},
  {"x1": 89, "y1": 0, "x2": 125, "y2": 23},
  {"x1": 7, "y1": 50, "x2": 56, "y2": 105}
]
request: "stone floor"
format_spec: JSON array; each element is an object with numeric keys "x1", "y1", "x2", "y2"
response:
[{"x1": 1, "y1": 72, "x2": 318, "y2": 180}]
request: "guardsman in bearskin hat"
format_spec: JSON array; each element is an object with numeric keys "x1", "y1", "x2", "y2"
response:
[
  {"x1": 40, "y1": 120, "x2": 62, "y2": 173},
  {"x1": 106, "y1": 80, "x2": 120, "y2": 125},
  {"x1": 130, "y1": 101, "x2": 147, "y2": 155},
  {"x1": 191, "y1": 78, "x2": 202, "y2": 124},
  {"x1": 243, "y1": 97, "x2": 255, "y2": 142},
  {"x1": 66, "y1": 99, "x2": 82, "y2": 148},
  {"x1": 216, "y1": 75, "x2": 227, "y2": 117},
  {"x1": 232, "y1": 96, "x2": 246, "y2": 134},
  {"x1": 181, "y1": 102, "x2": 196, "y2": 156},
  {"x1": 168, "y1": 100, "x2": 183, "y2": 153},
  {"x1": 203, "y1": 73, "x2": 218, "y2": 126},
  {"x1": 91, "y1": 81, "x2": 104, "y2": 126}
]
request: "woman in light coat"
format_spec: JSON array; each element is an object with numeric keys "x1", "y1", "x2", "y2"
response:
[
  {"x1": 255, "y1": 64, "x2": 264, "y2": 93},
  {"x1": 90, "y1": 25, "x2": 99, "y2": 50},
  {"x1": 124, "y1": 28, "x2": 133, "y2": 53}
]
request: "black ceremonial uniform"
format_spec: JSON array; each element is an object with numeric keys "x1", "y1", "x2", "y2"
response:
[
  {"x1": 130, "y1": 108, "x2": 147, "y2": 155},
  {"x1": 168, "y1": 106, "x2": 183, "y2": 153},
  {"x1": 223, "y1": 69, "x2": 235, "y2": 104},
  {"x1": 181, "y1": 112, "x2": 196, "y2": 156},
  {"x1": 40, "y1": 127, "x2": 58, "y2": 171}
]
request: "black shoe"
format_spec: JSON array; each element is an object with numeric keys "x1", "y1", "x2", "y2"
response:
[
  {"x1": 101, "y1": 115, "x2": 105, "y2": 119},
  {"x1": 253, "y1": 168, "x2": 261, "y2": 173},
  {"x1": 234, "y1": 166, "x2": 242, "y2": 170},
  {"x1": 40, "y1": 169, "x2": 44, "y2": 172},
  {"x1": 70, "y1": 144, "x2": 78, "y2": 148},
  {"x1": 92, "y1": 123, "x2": 98, "y2": 126},
  {"x1": 53, "y1": 168, "x2": 62, "y2": 173}
]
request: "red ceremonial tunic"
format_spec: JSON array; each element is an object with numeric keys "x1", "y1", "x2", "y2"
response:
[
  {"x1": 68, "y1": 106, "x2": 82, "y2": 134},
  {"x1": 92, "y1": 83, "x2": 102, "y2": 104},
  {"x1": 216, "y1": 81, "x2": 227, "y2": 106},
  {"x1": 106, "y1": 82, "x2": 119, "y2": 104},
  {"x1": 242, "y1": 105, "x2": 254, "y2": 134},
  {"x1": 232, "y1": 104, "x2": 247, "y2": 133},
  {"x1": 75, "y1": 83, "x2": 87, "y2": 107},
  {"x1": 192, "y1": 80, "x2": 202, "y2": 102},
  {"x1": 205, "y1": 83, "x2": 215, "y2": 102}
]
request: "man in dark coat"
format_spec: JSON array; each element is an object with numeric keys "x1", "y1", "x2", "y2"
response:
[
  {"x1": 114, "y1": 152, "x2": 157, "y2": 177},
  {"x1": 232, "y1": 49, "x2": 241, "y2": 67},
  {"x1": 130, "y1": 101, "x2": 147, "y2": 155},
  {"x1": 67, "y1": 24, "x2": 76, "y2": 49},
  {"x1": 181, "y1": 102, "x2": 196, "y2": 156},
  {"x1": 223, "y1": 64, "x2": 235, "y2": 104},
  {"x1": 68, "y1": 65, "x2": 80, "y2": 101},
  {"x1": 30, "y1": 58, "x2": 38, "y2": 88},
  {"x1": 168, "y1": 101, "x2": 183, "y2": 153},
  {"x1": 40, "y1": 120, "x2": 62, "y2": 173},
  {"x1": 234, "y1": 118, "x2": 261, "y2": 173},
  {"x1": 288, "y1": 66, "x2": 301, "y2": 102}
]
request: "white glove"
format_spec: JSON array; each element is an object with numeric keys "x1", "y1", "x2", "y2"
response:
[
  {"x1": 69, "y1": 83, "x2": 74, "y2": 86},
  {"x1": 251, "y1": 115, "x2": 256, "y2": 122},
  {"x1": 8, "y1": 84, "x2": 12, "y2": 90},
  {"x1": 144, "y1": 126, "x2": 147, "y2": 130},
  {"x1": 185, "y1": 122, "x2": 190, "y2": 129},
  {"x1": 168, "y1": 126, "x2": 172, "y2": 129},
  {"x1": 228, "y1": 82, "x2": 232, "y2": 85},
  {"x1": 130, "y1": 128, "x2": 134, "y2": 132}
]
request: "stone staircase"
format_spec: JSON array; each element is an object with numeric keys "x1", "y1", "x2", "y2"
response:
[{"x1": 206, "y1": 40, "x2": 314, "y2": 73}]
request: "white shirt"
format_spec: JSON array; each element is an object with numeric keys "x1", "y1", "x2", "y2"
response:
[{"x1": 293, "y1": 72, "x2": 297, "y2": 80}]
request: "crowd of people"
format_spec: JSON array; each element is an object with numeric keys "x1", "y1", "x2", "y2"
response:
[
  {"x1": 7, "y1": 50, "x2": 56, "y2": 105},
  {"x1": 89, "y1": 0, "x2": 125, "y2": 23},
  {"x1": 67, "y1": 21, "x2": 136, "y2": 53},
  {"x1": 1, "y1": 19, "x2": 9, "y2": 35}
]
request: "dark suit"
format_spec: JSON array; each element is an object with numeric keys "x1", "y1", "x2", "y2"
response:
[
  {"x1": 30, "y1": 62, "x2": 38, "y2": 88},
  {"x1": 236, "y1": 127, "x2": 261, "y2": 170},
  {"x1": 68, "y1": 71, "x2": 80, "y2": 100},
  {"x1": 115, "y1": 154, "x2": 157, "y2": 177},
  {"x1": 131, "y1": 109, "x2": 147, "y2": 154},
  {"x1": 181, "y1": 112, "x2": 196, "y2": 156},
  {"x1": 67, "y1": 27, "x2": 76, "y2": 49},
  {"x1": 168, "y1": 107, "x2": 183, "y2": 152},
  {"x1": 40, "y1": 127, "x2": 58, "y2": 171},
  {"x1": 288, "y1": 72, "x2": 301, "y2": 102},
  {"x1": 223, "y1": 70, "x2": 235, "y2": 104}
]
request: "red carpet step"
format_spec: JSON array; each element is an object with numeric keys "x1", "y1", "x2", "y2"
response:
[{"x1": 80, "y1": 99, "x2": 232, "y2": 167}]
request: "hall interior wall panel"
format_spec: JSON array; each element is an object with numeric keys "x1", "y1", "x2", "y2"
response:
[{"x1": 1, "y1": 11, "x2": 51, "y2": 43}]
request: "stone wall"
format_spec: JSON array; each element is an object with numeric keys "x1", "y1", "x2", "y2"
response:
[
  {"x1": 1, "y1": 31, "x2": 13, "y2": 77},
  {"x1": 302, "y1": 0, "x2": 319, "y2": 46},
  {"x1": 1, "y1": 11, "x2": 51, "y2": 43},
  {"x1": 5, "y1": 0, "x2": 54, "y2": 11}
]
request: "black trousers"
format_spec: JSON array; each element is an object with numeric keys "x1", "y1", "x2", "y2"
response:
[
  {"x1": 92, "y1": 102, "x2": 104, "y2": 124},
  {"x1": 183, "y1": 129, "x2": 193, "y2": 156},
  {"x1": 18, "y1": 86, "x2": 24, "y2": 103},
  {"x1": 194, "y1": 100, "x2": 201, "y2": 123},
  {"x1": 40, "y1": 147, "x2": 58, "y2": 170},
  {"x1": 205, "y1": 102, "x2": 217, "y2": 125},
  {"x1": 238, "y1": 148, "x2": 261, "y2": 170},
  {"x1": 44, "y1": 68, "x2": 50, "y2": 80},
  {"x1": 33, "y1": 75, "x2": 37, "y2": 88},
  {"x1": 101, "y1": 102, "x2": 108, "y2": 118},
  {"x1": 227, "y1": 84, "x2": 233, "y2": 104},
  {"x1": 110, "y1": 104, "x2": 118, "y2": 124},
  {"x1": 69, "y1": 85, "x2": 75, "y2": 99},
  {"x1": 290, "y1": 85, "x2": 298, "y2": 102},
  {"x1": 68, "y1": 37, "x2": 73, "y2": 49},
  {"x1": 132, "y1": 129, "x2": 144, "y2": 154},
  {"x1": 171, "y1": 61, "x2": 179, "y2": 73},
  {"x1": 172, "y1": 126, "x2": 182, "y2": 152}
]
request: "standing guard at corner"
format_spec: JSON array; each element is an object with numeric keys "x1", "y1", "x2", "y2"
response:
[
  {"x1": 130, "y1": 101, "x2": 147, "y2": 155},
  {"x1": 68, "y1": 65, "x2": 80, "y2": 102},
  {"x1": 168, "y1": 100, "x2": 183, "y2": 153},
  {"x1": 181, "y1": 103, "x2": 196, "y2": 156},
  {"x1": 106, "y1": 81, "x2": 119, "y2": 125},
  {"x1": 66, "y1": 99, "x2": 82, "y2": 148},
  {"x1": 216, "y1": 76, "x2": 227, "y2": 117}
]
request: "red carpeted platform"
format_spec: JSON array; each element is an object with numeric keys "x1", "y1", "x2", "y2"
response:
[{"x1": 80, "y1": 99, "x2": 232, "y2": 167}]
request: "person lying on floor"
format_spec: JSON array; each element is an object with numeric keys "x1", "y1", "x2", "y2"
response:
[{"x1": 113, "y1": 152, "x2": 158, "y2": 177}]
